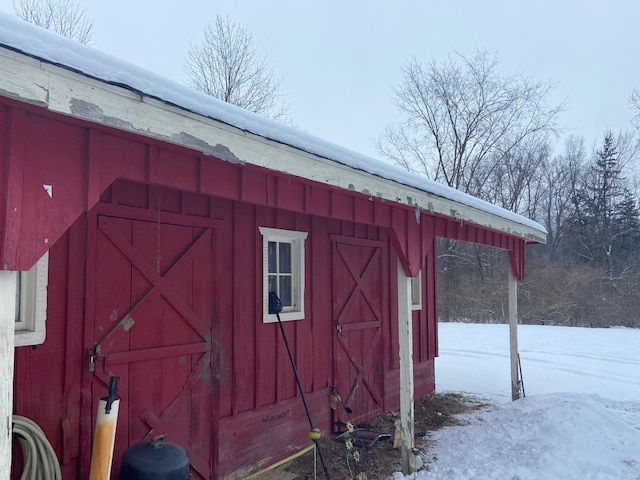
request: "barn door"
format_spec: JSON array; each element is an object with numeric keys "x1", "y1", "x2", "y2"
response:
[
  {"x1": 331, "y1": 236, "x2": 384, "y2": 427},
  {"x1": 88, "y1": 215, "x2": 214, "y2": 479}
]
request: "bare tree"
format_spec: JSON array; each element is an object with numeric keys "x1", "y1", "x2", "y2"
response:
[
  {"x1": 631, "y1": 88, "x2": 640, "y2": 131},
  {"x1": 13, "y1": 0, "x2": 93, "y2": 45},
  {"x1": 376, "y1": 50, "x2": 564, "y2": 199},
  {"x1": 185, "y1": 14, "x2": 291, "y2": 123},
  {"x1": 483, "y1": 136, "x2": 551, "y2": 215},
  {"x1": 540, "y1": 136, "x2": 588, "y2": 260}
]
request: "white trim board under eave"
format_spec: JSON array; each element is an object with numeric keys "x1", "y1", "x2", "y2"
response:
[{"x1": 0, "y1": 46, "x2": 546, "y2": 244}]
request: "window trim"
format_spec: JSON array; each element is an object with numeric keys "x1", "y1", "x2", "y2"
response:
[
  {"x1": 14, "y1": 252, "x2": 49, "y2": 346},
  {"x1": 410, "y1": 272, "x2": 422, "y2": 311},
  {"x1": 259, "y1": 227, "x2": 307, "y2": 323}
]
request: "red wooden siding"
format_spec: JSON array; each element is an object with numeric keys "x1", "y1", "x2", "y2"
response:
[
  {"x1": 1, "y1": 97, "x2": 530, "y2": 276},
  {"x1": 13, "y1": 218, "x2": 87, "y2": 479},
  {"x1": 2, "y1": 93, "x2": 529, "y2": 479}
]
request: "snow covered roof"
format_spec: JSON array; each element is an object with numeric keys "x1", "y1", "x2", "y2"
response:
[{"x1": 0, "y1": 13, "x2": 546, "y2": 243}]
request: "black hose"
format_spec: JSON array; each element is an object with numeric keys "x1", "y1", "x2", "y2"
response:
[{"x1": 270, "y1": 292, "x2": 331, "y2": 480}]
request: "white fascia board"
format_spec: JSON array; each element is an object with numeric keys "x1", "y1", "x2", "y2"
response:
[{"x1": 0, "y1": 47, "x2": 546, "y2": 244}]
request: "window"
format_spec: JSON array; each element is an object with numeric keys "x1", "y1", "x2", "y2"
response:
[
  {"x1": 410, "y1": 273, "x2": 422, "y2": 311},
  {"x1": 259, "y1": 227, "x2": 307, "y2": 322},
  {"x1": 12, "y1": 252, "x2": 49, "y2": 346}
]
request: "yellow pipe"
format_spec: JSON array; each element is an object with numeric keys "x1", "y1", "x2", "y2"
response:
[
  {"x1": 88, "y1": 399, "x2": 120, "y2": 480},
  {"x1": 244, "y1": 444, "x2": 315, "y2": 479}
]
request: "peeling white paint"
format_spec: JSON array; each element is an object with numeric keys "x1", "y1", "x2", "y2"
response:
[
  {"x1": 0, "y1": 271, "x2": 16, "y2": 478},
  {"x1": 0, "y1": 16, "x2": 547, "y2": 244},
  {"x1": 121, "y1": 316, "x2": 135, "y2": 332}
]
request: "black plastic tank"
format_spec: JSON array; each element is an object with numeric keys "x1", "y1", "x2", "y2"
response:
[{"x1": 119, "y1": 435, "x2": 189, "y2": 480}]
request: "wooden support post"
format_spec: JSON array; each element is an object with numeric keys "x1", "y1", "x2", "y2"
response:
[
  {"x1": 0, "y1": 271, "x2": 17, "y2": 479},
  {"x1": 508, "y1": 266, "x2": 520, "y2": 401},
  {"x1": 397, "y1": 260, "x2": 415, "y2": 474}
]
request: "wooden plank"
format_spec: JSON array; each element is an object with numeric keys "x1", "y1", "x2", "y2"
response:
[
  {"x1": 374, "y1": 202, "x2": 392, "y2": 228},
  {"x1": 508, "y1": 267, "x2": 520, "y2": 401},
  {"x1": 307, "y1": 185, "x2": 330, "y2": 217},
  {"x1": 86, "y1": 129, "x2": 102, "y2": 211},
  {"x1": 201, "y1": 159, "x2": 240, "y2": 201},
  {"x1": 254, "y1": 207, "x2": 277, "y2": 407},
  {"x1": 0, "y1": 105, "x2": 7, "y2": 265},
  {"x1": 310, "y1": 217, "x2": 332, "y2": 392},
  {"x1": 276, "y1": 176, "x2": 304, "y2": 210},
  {"x1": 62, "y1": 218, "x2": 85, "y2": 470},
  {"x1": 214, "y1": 199, "x2": 234, "y2": 419},
  {"x1": 293, "y1": 213, "x2": 313, "y2": 393},
  {"x1": 425, "y1": 240, "x2": 438, "y2": 359},
  {"x1": 0, "y1": 268, "x2": 16, "y2": 479},
  {"x1": 387, "y1": 250, "x2": 400, "y2": 371},
  {"x1": 105, "y1": 343, "x2": 210, "y2": 366},
  {"x1": 95, "y1": 131, "x2": 148, "y2": 193},
  {"x1": 233, "y1": 202, "x2": 257, "y2": 413},
  {"x1": 330, "y1": 191, "x2": 353, "y2": 221},
  {"x1": 413, "y1": 361, "x2": 435, "y2": 399},
  {"x1": 354, "y1": 196, "x2": 374, "y2": 225},
  {"x1": 241, "y1": 168, "x2": 267, "y2": 205},
  {"x1": 217, "y1": 390, "x2": 329, "y2": 478},
  {"x1": 98, "y1": 202, "x2": 220, "y2": 228},
  {"x1": 2, "y1": 107, "x2": 26, "y2": 269},
  {"x1": 340, "y1": 320, "x2": 380, "y2": 332},
  {"x1": 79, "y1": 210, "x2": 98, "y2": 478},
  {"x1": 276, "y1": 321, "x2": 298, "y2": 402},
  {"x1": 153, "y1": 148, "x2": 199, "y2": 192},
  {"x1": 397, "y1": 259, "x2": 415, "y2": 474},
  {"x1": 126, "y1": 218, "x2": 164, "y2": 447}
]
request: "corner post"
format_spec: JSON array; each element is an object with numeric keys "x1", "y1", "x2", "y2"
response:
[
  {"x1": 0, "y1": 271, "x2": 17, "y2": 478},
  {"x1": 397, "y1": 260, "x2": 415, "y2": 473},
  {"x1": 508, "y1": 266, "x2": 520, "y2": 401}
]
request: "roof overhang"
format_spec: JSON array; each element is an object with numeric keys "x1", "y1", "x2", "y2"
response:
[{"x1": 0, "y1": 41, "x2": 546, "y2": 245}]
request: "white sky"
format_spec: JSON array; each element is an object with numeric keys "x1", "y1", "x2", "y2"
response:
[{"x1": 0, "y1": 0, "x2": 638, "y2": 160}]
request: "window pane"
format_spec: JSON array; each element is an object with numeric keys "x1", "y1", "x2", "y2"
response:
[
  {"x1": 279, "y1": 275, "x2": 292, "y2": 306},
  {"x1": 268, "y1": 241, "x2": 277, "y2": 273},
  {"x1": 279, "y1": 242, "x2": 292, "y2": 273},
  {"x1": 268, "y1": 275, "x2": 278, "y2": 296}
]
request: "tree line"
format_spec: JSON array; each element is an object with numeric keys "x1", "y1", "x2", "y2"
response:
[
  {"x1": 377, "y1": 52, "x2": 640, "y2": 328},
  {"x1": 14, "y1": 1, "x2": 640, "y2": 327}
]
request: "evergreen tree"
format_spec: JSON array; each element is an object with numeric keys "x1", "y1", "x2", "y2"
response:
[
  {"x1": 613, "y1": 188, "x2": 640, "y2": 269},
  {"x1": 565, "y1": 132, "x2": 640, "y2": 278}
]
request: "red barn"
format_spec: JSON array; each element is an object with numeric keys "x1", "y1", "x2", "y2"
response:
[{"x1": 0, "y1": 15, "x2": 545, "y2": 479}]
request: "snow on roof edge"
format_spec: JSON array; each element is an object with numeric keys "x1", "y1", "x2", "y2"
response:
[{"x1": 0, "y1": 13, "x2": 546, "y2": 235}]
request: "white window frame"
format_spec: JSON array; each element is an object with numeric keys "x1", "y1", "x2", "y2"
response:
[
  {"x1": 410, "y1": 272, "x2": 422, "y2": 311},
  {"x1": 13, "y1": 252, "x2": 49, "y2": 346},
  {"x1": 259, "y1": 227, "x2": 307, "y2": 323}
]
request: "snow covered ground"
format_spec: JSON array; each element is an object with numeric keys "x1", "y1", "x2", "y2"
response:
[{"x1": 394, "y1": 323, "x2": 640, "y2": 480}]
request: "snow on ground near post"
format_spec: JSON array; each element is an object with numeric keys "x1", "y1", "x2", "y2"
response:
[{"x1": 393, "y1": 323, "x2": 640, "y2": 479}]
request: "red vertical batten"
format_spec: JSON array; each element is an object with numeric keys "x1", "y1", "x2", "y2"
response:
[{"x1": 0, "y1": 105, "x2": 9, "y2": 266}]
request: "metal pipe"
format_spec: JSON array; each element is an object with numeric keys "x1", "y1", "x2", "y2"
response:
[{"x1": 269, "y1": 292, "x2": 331, "y2": 479}]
